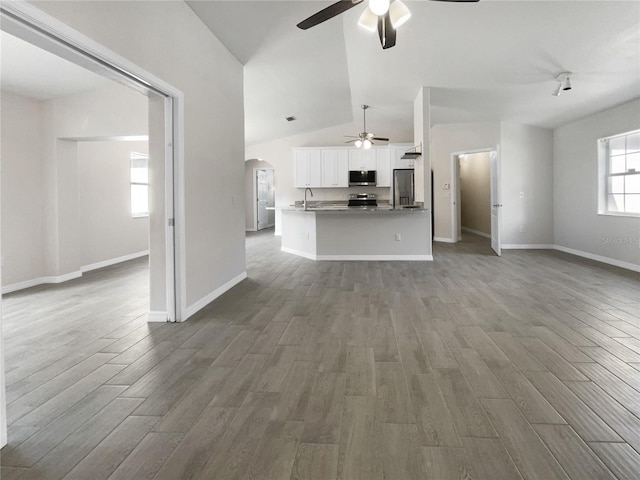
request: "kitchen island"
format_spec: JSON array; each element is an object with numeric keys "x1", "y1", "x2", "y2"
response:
[{"x1": 279, "y1": 205, "x2": 432, "y2": 261}]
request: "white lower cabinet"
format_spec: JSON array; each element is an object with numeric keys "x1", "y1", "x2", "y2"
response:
[{"x1": 321, "y1": 149, "x2": 348, "y2": 187}]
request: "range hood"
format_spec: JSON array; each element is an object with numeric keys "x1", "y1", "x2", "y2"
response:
[{"x1": 401, "y1": 145, "x2": 422, "y2": 159}]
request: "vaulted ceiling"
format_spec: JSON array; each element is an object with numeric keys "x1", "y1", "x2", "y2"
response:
[
  {"x1": 2, "y1": 1, "x2": 638, "y2": 147},
  {"x1": 187, "y1": 0, "x2": 640, "y2": 146}
]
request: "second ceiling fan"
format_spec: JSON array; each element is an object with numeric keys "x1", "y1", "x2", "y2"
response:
[
  {"x1": 297, "y1": 0, "x2": 479, "y2": 50},
  {"x1": 345, "y1": 105, "x2": 388, "y2": 149}
]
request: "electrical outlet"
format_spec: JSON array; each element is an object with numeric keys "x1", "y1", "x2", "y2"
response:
[
  {"x1": 519, "y1": 191, "x2": 524, "y2": 199},
  {"x1": 395, "y1": 233, "x2": 401, "y2": 241},
  {"x1": 519, "y1": 225, "x2": 525, "y2": 232}
]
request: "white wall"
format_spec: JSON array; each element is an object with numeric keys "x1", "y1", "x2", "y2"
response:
[
  {"x1": 0, "y1": 91, "x2": 45, "y2": 286},
  {"x1": 460, "y1": 152, "x2": 490, "y2": 235},
  {"x1": 431, "y1": 122, "x2": 501, "y2": 240},
  {"x1": 78, "y1": 141, "x2": 149, "y2": 267},
  {"x1": 40, "y1": 84, "x2": 149, "y2": 282},
  {"x1": 500, "y1": 122, "x2": 554, "y2": 246},
  {"x1": 246, "y1": 121, "x2": 413, "y2": 233},
  {"x1": 35, "y1": 1, "x2": 246, "y2": 312},
  {"x1": 430, "y1": 121, "x2": 553, "y2": 246},
  {"x1": 1, "y1": 84, "x2": 150, "y2": 290},
  {"x1": 553, "y1": 99, "x2": 640, "y2": 267}
]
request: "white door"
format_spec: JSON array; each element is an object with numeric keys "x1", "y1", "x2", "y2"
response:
[
  {"x1": 257, "y1": 169, "x2": 269, "y2": 230},
  {"x1": 490, "y1": 150, "x2": 501, "y2": 256}
]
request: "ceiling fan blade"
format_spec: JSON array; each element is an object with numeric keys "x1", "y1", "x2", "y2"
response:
[
  {"x1": 297, "y1": 0, "x2": 363, "y2": 30},
  {"x1": 431, "y1": 0, "x2": 479, "y2": 2},
  {"x1": 372, "y1": 137, "x2": 389, "y2": 141},
  {"x1": 377, "y1": 13, "x2": 396, "y2": 49},
  {"x1": 345, "y1": 139, "x2": 359, "y2": 143}
]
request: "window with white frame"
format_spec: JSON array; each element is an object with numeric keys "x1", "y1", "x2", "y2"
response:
[
  {"x1": 130, "y1": 152, "x2": 149, "y2": 217},
  {"x1": 599, "y1": 130, "x2": 640, "y2": 216}
]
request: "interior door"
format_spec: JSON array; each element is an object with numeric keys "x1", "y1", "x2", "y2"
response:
[
  {"x1": 490, "y1": 150, "x2": 501, "y2": 256},
  {"x1": 256, "y1": 169, "x2": 269, "y2": 230}
]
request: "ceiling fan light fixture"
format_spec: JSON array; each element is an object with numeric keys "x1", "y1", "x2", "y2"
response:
[
  {"x1": 369, "y1": 0, "x2": 390, "y2": 16},
  {"x1": 389, "y1": 0, "x2": 411, "y2": 29},
  {"x1": 363, "y1": 139, "x2": 372, "y2": 149},
  {"x1": 553, "y1": 72, "x2": 572, "y2": 96},
  {"x1": 355, "y1": 139, "x2": 363, "y2": 148},
  {"x1": 358, "y1": 7, "x2": 378, "y2": 32}
]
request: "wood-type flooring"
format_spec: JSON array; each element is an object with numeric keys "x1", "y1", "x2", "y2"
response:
[{"x1": 1, "y1": 230, "x2": 639, "y2": 479}]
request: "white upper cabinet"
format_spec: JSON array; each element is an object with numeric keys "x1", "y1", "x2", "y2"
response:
[
  {"x1": 392, "y1": 145, "x2": 415, "y2": 169},
  {"x1": 295, "y1": 149, "x2": 322, "y2": 188},
  {"x1": 348, "y1": 148, "x2": 377, "y2": 171},
  {"x1": 321, "y1": 149, "x2": 348, "y2": 187},
  {"x1": 376, "y1": 148, "x2": 391, "y2": 187}
]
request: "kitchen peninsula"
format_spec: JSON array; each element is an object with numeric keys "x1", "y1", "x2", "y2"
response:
[{"x1": 280, "y1": 204, "x2": 431, "y2": 261}]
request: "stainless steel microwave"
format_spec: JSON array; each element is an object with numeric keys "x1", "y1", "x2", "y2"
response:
[{"x1": 349, "y1": 170, "x2": 377, "y2": 186}]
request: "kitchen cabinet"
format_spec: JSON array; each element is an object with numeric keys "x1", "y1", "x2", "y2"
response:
[
  {"x1": 295, "y1": 149, "x2": 322, "y2": 187},
  {"x1": 348, "y1": 148, "x2": 377, "y2": 171},
  {"x1": 392, "y1": 145, "x2": 415, "y2": 169},
  {"x1": 321, "y1": 149, "x2": 348, "y2": 187},
  {"x1": 376, "y1": 148, "x2": 392, "y2": 187}
]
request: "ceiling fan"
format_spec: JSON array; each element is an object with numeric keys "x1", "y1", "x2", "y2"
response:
[
  {"x1": 297, "y1": 0, "x2": 479, "y2": 50},
  {"x1": 345, "y1": 105, "x2": 388, "y2": 149}
]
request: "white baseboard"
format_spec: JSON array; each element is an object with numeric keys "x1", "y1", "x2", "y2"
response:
[
  {"x1": 554, "y1": 245, "x2": 640, "y2": 273},
  {"x1": 245, "y1": 227, "x2": 257, "y2": 232},
  {"x1": 147, "y1": 311, "x2": 168, "y2": 322},
  {"x1": 3, "y1": 251, "x2": 151, "y2": 294},
  {"x1": 2, "y1": 271, "x2": 82, "y2": 294},
  {"x1": 502, "y1": 244, "x2": 555, "y2": 250},
  {"x1": 282, "y1": 247, "x2": 432, "y2": 261},
  {"x1": 317, "y1": 254, "x2": 433, "y2": 261},
  {"x1": 281, "y1": 247, "x2": 316, "y2": 260},
  {"x1": 462, "y1": 227, "x2": 491, "y2": 239},
  {"x1": 433, "y1": 237, "x2": 456, "y2": 243},
  {"x1": 184, "y1": 271, "x2": 248, "y2": 320},
  {"x1": 81, "y1": 250, "x2": 149, "y2": 273},
  {"x1": 274, "y1": 230, "x2": 282, "y2": 237}
]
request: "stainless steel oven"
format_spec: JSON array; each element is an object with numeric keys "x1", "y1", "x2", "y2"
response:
[{"x1": 348, "y1": 170, "x2": 377, "y2": 186}]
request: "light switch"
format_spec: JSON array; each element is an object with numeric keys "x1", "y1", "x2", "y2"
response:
[{"x1": 443, "y1": 183, "x2": 450, "y2": 190}]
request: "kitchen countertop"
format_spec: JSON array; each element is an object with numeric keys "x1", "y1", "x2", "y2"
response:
[{"x1": 273, "y1": 204, "x2": 427, "y2": 214}]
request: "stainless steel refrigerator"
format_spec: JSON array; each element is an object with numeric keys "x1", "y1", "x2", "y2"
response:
[{"x1": 393, "y1": 169, "x2": 415, "y2": 207}]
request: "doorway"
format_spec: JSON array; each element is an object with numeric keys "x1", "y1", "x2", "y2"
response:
[
  {"x1": 451, "y1": 147, "x2": 501, "y2": 256},
  {"x1": 244, "y1": 158, "x2": 275, "y2": 232},
  {"x1": 256, "y1": 168, "x2": 275, "y2": 231},
  {"x1": 0, "y1": 1, "x2": 185, "y2": 446}
]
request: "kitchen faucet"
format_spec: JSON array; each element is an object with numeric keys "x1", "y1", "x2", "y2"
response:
[{"x1": 303, "y1": 187, "x2": 314, "y2": 210}]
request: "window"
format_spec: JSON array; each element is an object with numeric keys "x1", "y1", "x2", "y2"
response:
[
  {"x1": 130, "y1": 152, "x2": 149, "y2": 217},
  {"x1": 599, "y1": 130, "x2": 640, "y2": 216}
]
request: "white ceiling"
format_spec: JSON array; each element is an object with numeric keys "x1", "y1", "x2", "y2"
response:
[
  {"x1": 187, "y1": 0, "x2": 640, "y2": 145},
  {"x1": 2, "y1": 2, "x2": 637, "y2": 145},
  {"x1": 0, "y1": 30, "x2": 112, "y2": 100}
]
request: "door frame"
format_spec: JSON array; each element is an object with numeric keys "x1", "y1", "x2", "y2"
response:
[
  {"x1": 254, "y1": 168, "x2": 275, "y2": 231},
  {"x1": 450, "y1": 146, "x2": 501, "y2": 250},
  {"x1": 0, "y1": 0, "x2": 187, "y2": 445}
]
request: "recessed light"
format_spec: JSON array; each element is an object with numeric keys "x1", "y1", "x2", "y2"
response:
[{"x1": 286, "y1": 116, "x2": 296, "y2": 122}]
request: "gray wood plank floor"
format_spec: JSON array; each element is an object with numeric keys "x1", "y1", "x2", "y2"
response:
[{"x1": 2, "y1": 230, "x2": 639, "y2": 479}]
